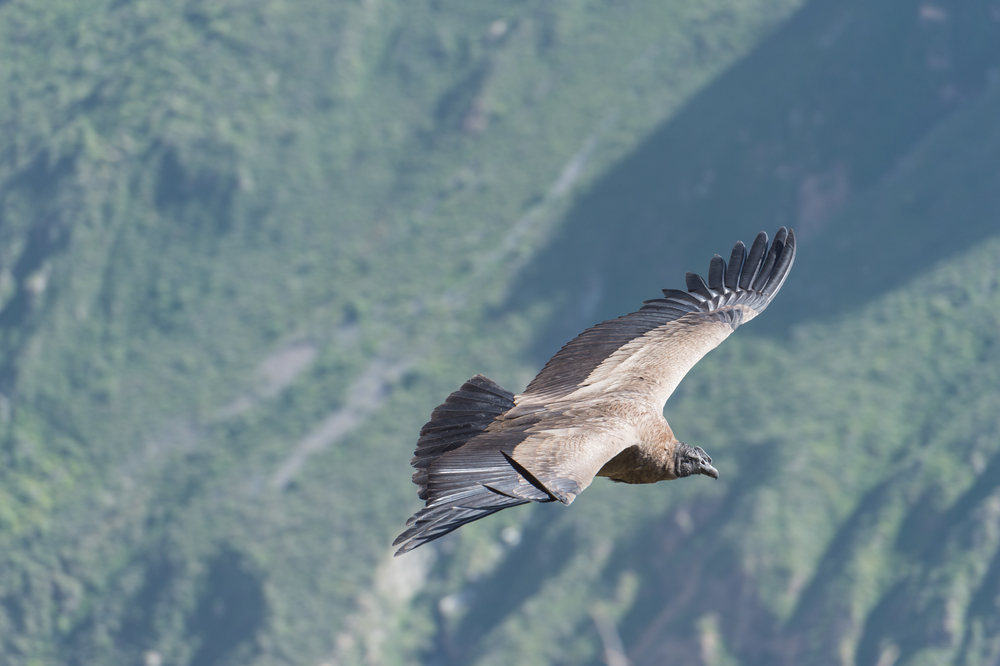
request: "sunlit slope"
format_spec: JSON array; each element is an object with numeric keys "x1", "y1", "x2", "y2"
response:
[
  {"x1": 0, "y1": 0, "x2": 804, "y2": 663},
  {"x1": 414, "y1": 232, "x2": 1000, "y2": 666}
]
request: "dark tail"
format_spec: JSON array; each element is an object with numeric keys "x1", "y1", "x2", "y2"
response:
[{"x1": 394, "y1": 374, "x2": 552, "y2": 556}]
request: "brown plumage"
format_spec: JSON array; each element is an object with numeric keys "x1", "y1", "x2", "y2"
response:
[{"x1": 394, "y1": 227, "x2": 796, "y2": 555}]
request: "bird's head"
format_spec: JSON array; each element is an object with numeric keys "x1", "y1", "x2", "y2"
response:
[{"x1": 674, "y1": 444, "x2": 719, "y2": 480}]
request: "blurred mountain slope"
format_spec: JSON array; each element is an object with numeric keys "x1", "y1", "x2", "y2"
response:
[
  {"x1": 0, "y1": 0, "x2": 806, "y2": 664},
  {"x1": 3, "y1": 0, "x2": 1000, "y2": 664}
]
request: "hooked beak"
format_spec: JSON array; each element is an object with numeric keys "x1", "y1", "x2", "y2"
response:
[{"x1": 677, "y1": 444, "x2": 720, "y2": 481}]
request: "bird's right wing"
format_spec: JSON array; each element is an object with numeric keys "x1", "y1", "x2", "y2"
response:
[{"x1": 519, "y1": 228, "x2": 795, "y2": 405}]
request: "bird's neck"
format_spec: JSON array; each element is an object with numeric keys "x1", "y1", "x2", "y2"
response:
[{"x1": 596, "y1": 420, "x2": 678, "y2": 484}]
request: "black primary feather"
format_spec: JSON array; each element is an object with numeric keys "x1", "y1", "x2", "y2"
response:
[
  {"x1": 707, "y1": 254, "x2": 726, "y2": 292},
  {"x1": 724, "y1": 241, "x2": 745, "y2": 291},
  {"x1": 685, "y1": 271, "x2": 713, "y2": 299},
  {"x1": 739, "y1": 231, "x2": 769, "y2": 290},
  {"x1": 751, "y1": 227, "x2": 786, "y2": 291}
]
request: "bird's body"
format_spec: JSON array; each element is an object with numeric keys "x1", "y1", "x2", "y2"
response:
[{"x1": 395, "y1": 228, "x2": 796, "y2": 555}]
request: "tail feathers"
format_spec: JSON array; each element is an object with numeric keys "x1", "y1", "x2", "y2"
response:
[
  {"x1": 410, "y1": 375, "x2": 515, "y2": 483},
  {"x1": 397, "y1": 375, "x2": 556, "y2": 555},
  {"x1": 394, "y1": 449, "x2": 555, "y2": 555},
  {"x1": 393, "y1": 489, "x2": 530, "y2": 556}
]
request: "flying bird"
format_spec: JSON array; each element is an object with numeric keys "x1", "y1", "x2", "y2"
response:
[{"x1": 395, "y1": 227, "x2": 796, "y2": 555}]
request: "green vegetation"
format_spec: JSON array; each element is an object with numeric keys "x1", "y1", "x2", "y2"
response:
[
  {"x1": 2, "y1": 0, "x2": 1000, "y2": 664},
  {"x1": 0, "y1": 0, "x2": 805, "y2": 664}
]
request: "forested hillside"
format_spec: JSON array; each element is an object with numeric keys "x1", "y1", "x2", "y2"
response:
[{"x1": 1, "y1": 1, "x2": 999, "y2": 665}]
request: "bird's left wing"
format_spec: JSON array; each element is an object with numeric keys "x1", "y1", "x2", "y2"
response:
[{"x1": 509, "y1": 228, "x2": 796, "y2": 498}]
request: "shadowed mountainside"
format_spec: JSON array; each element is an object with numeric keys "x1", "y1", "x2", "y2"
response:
[{"x1": 510, "y1": 0, "x2": 1000, "y2": 360}]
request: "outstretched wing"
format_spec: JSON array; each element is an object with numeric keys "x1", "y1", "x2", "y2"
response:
[
  {"x1": 509, "y1": 227, "x2": 796, "y2": 494},
  {"x1": 521, "y1": 227, "x2": 795, "y2": 404}
]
